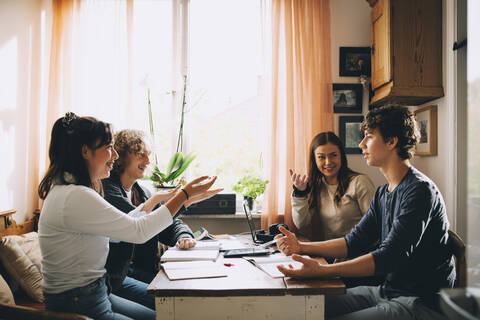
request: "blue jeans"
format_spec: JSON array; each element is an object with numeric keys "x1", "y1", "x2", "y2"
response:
[
  {"x1": 325, "y1": 286, "x2": 448, "y2": 320},
  {"x1": 128, "y1": 266, "x2": 156, "y2": 284},
  {"x1": 44, "y1": 276, "x2": 155, "y2": 320},
  {"x1": 114, "y1": 276, "x2": 155, "y2": 310}
]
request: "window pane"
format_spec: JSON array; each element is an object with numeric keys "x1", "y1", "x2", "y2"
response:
[
  {"x1": 132, "y1": 0, "x2": 174, "y2": 171},
  {"x1": 188, "y1": 0, "x2": 266, "y2": 192}
]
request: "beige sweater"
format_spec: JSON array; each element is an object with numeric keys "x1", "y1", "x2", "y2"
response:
[{"x1": 291, "y1": 174, "x2": 375, "y2": 240}]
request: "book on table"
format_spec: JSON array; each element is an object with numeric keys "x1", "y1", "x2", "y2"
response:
[
  {"x1": 243, "y1": 253, "x2": 308, "y2": 278},
  {"x1": 160, "y1": 241, "x2": 220, "y2": 262},
  {"x1": 161, "y1": 261, "x2": 227, "y2": 280}
]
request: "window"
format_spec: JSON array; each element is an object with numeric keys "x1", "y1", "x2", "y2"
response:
[
  {"x1": 58, "y1": 0, "x2": 266, "y2": 192},
  {"x1": 187, "y1": 0, "x2": 266, "y2": 191}
]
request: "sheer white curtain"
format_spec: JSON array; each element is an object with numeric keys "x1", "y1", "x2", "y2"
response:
[
  {"x1": 49, "y1": 0, "x2": 134, "y2": 129},
  {"x1": 47, "y1": 0, "x2": 180, "y2": 172}
]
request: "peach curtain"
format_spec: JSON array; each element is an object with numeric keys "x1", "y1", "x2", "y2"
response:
[
  {"x1": 262, "y1": 0, "x2": 334, "y2": 234},
  {"x1": 41, "y1": 0, "x2": 134, "y2": 208}
]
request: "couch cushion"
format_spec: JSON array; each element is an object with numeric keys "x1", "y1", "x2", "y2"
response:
[
  {"x1": 8, "y1": 232, "x2": 42, "y2": 272},
  {"x1": 0, "y1": 232, "x2": 43, "y2": 303},
  {"x1": 0, "y1": 273, "x2": 15, "y2": 305}
]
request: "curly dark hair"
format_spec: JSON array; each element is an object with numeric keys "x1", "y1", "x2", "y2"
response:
[
  {"x1": 361, "y1": 106, "x2": 420, "y2": 160},
  {"x1": 112, "y1": 129, "x2": 149, "y2": 175}
]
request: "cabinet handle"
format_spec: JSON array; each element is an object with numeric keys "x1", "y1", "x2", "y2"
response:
[{"x1": 371, "y1": 44, "x2": 375, "y2": 55}]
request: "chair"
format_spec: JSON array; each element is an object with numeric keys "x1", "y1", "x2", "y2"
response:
[{"x1": 448, "y1": 230, "x2": 466, "y2": 288}]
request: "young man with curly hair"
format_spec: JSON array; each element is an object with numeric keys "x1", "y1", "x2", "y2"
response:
[
  {"x1": 275, "y1": 106, "x2": 454, "y2": 319},
  {"x1": 102, "y1": 129, "x2": 221, "y2": 310}
]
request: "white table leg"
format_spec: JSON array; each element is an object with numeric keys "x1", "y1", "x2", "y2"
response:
[
  {"x1": 306, "y1": 295, "x2": 325, "y2": 320},
  {"x1": 155, "y1": 297, "x2": 174, "y2": 320}
]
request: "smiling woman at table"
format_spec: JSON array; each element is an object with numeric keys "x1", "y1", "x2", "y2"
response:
[
  {"x1": 290, "y1": 131, "x2": 375, "y2": 241},
  {"x1": 37, "y1": 112, "x2": 218, "y2": 320}
]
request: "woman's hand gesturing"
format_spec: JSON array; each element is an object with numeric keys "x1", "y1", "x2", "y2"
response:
[
  {"x1": 289, "y1": 169, "x2": 308, "y2": 191},
  {"x1": 183, "y1": 176, "x2": 218, "y2": 198}
]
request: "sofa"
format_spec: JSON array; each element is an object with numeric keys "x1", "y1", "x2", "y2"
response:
[{"x1": 0, "y1": 210, "x2": 89, "y2": 320}]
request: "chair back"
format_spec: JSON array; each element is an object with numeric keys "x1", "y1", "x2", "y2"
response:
[{"x1": 448, "y1": 229, "x2": 466, "y2": 287}]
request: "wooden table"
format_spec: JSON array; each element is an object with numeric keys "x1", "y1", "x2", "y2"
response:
[{"x1": 147, "y1": 253, "x2": 345, "y2": 320}]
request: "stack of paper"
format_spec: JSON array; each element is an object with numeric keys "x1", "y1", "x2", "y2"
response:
[
  {"x1": 162, "y1": 261, "x2": 227, "y2": 280},
  {"x1": 160, "y1": 241, "x2": 220, "y2": 262},
  {"x1": 244, "y1": 253, "x2": 307, "y2": 278}
]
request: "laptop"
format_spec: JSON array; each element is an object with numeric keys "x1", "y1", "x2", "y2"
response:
[
  {"x1": 243, "y1": 201, "x2": 274, "y2": 244},
  {"x1": 223, "y1": 201, "x2": 271, "y2": 258}
]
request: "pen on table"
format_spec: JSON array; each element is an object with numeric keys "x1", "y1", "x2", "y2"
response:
[{"x1": 260, "y1": 235, "x2": 287, "y2": 248}]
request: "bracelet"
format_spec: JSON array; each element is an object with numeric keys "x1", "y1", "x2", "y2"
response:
[{"x1": 181, "y1": 188, "x2": 189, "y2": 200}]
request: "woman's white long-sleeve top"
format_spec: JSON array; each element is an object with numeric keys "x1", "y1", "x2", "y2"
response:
[
  {"x1": 291, "y1": 174, "x2": 375, "y2": 240},
  {"x1": 39, "y1": 184, "x2": 173, "y2": 294}
]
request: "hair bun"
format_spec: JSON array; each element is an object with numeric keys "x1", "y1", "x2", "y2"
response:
[{"x1": 62, "y1": 112, "x2": 77, "y2": 131}]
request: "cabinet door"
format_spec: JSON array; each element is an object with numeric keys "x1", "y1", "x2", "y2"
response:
[{"x1": 371, "y1": 0, "x2": 391, "y2": 90}]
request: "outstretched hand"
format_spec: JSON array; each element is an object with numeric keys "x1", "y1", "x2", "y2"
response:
[
  {"x1": 289, "y1": 169, "x2": 308, "y2": 192},
  {"x1": 183, "y1": 176, "x2": 218, "y2": 198},
  {"x1": 154, "y1": 185, "x2": 181, "y2": 202},
  {"x1": 185, "y1": 188, "x2": 224, "y2": 208},
  {"x1": 275, "y1": 226, "x2": 301, "y2": 256},
  {"x1": 277, "y1": 254, "x2": 325, "y2": 278}
]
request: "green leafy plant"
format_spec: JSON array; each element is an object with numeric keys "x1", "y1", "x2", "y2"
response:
[
  {"x1": 150, "y1": 152, "x2": 196, "y2": 187},
  {"x1": 232, "y1": 175, "x2": 269, "y2": 201},
  {"x1": 147, "y1": 75, "x2": 196, "y2": 187}
]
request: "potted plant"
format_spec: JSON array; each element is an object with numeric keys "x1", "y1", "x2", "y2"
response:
[
  {"x1": 232, "y1": 175, "x2": 269, "y2": 212},
  {"x1": 150, "y1": 152, "x2": 196, "y2": 187},
  {"x1": 147, "y1": 75, "x2": 195, "y2": 188}
]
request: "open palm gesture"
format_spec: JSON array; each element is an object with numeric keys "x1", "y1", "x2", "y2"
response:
[{"x1": 289, "y1": 169, "x2": 308, "y2": 191}]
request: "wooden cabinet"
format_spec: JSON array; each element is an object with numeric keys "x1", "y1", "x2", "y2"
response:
[{"x1": 368, "y1": 0, "x2": 443, "y2": 107}]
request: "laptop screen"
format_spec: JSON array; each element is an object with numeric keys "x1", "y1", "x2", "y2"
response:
[{"x1": 243, "y1": 201, "x2": 258, "y2": 243}]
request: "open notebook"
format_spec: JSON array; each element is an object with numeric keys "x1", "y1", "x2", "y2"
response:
[
  {"x1": 162, "y1": 261, "x2": 227, "y2": 280},
  {"x1": 243, "y1": 253, "x2": 307, "y2": 278}
]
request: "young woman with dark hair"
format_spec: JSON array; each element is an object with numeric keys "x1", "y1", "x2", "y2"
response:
[
  {"x1": 38, "y1": 113, "x2": 218, "y2": 320},
  {"x1": 290, "y1": 131, "x2": 375, "y2": 241}
]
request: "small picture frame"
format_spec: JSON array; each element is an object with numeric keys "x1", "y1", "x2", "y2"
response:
[
  {"x1": 414, "y1": 105, "x2": 438, "y2": 156},
  {"x1": 339, "y1": 116, "x2": 365, "y2": 154},
  {"x1": 333, "y1": 83, "x2": 363, "y2": 113},
  {"x1": 339, "y1": 47, "x2": 371, "y2": 77}
]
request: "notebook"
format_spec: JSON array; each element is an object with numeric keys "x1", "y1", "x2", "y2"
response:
[
  {"x1": 162, "y1": 261, "x2": 227, "y2": 280},
  {"x1": 160, "y1": 248, "x2": 219, "y2": 262},
  {"x1": 243, "y1": 253, "x2": 307, "y2": 278}
]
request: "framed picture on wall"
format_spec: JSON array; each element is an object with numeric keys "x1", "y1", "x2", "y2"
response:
[
  {"x1": 339, "y1": 116, "x2": 365, "y2": 154},
  {"x1": 339, "y1": 47, "x2": 371, "y2": 77},
  {"x1": 414, "y1": 105, "x2": 438, "y2": 156},
  {"x1": 333, "y1": 83, "x2": 363, "y2": 113}
]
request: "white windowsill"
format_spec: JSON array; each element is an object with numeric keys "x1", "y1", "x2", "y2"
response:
[{"x1": 180, "y1": 211, "x2": 261, "y2": 219}]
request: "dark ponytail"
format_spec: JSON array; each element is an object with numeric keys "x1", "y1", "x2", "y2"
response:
[{"x1": 38, "y1": 113, "x2": 113, "y2": 199}]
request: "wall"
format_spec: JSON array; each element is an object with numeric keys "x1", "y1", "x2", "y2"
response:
[
  {"x1": 0, "y1": 0, "x2": 50, "y2": 222},
  {"x1": 330, "y1": 0, "x2": 386, "y2": 188},
  {"x1": 409, "y1": 0, "x2": 459, "y2": 232},
  {"x1": 330, "y1": 0, "x2": 459, "y2": 231}
]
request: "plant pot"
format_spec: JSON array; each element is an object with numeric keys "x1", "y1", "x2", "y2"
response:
[
  {"x1": 244, "y1": 196, "x2": 255, "y2": 212},
  {"x1": 155, "y1": 185, "x2": 177, "y2": 189}
]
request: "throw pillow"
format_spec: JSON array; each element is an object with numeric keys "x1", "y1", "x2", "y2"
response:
[
  {"x1": 6, "y1": 232, "x2": 42, "y2": 272},
  {"x1": 0, "y1": 234, "x2": 43, "y2": 303},
  {"x1": 0, "y1": 273, "x2": 15, "y2": 305}
]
